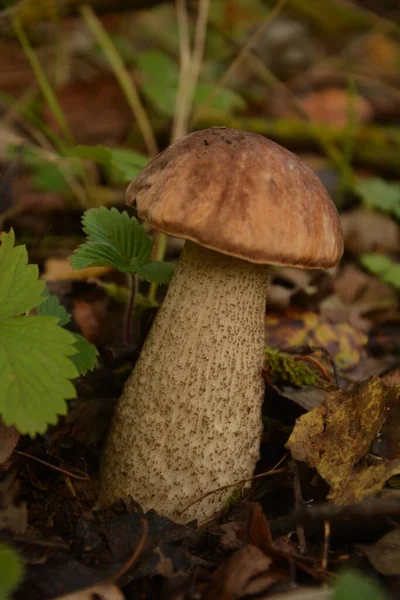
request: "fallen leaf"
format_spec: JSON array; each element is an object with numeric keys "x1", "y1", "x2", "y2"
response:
[
  {"x1": 0, "y1": 419, "x2": 19, "y2": 466},
  {"x1": 265, "y1": 309, "x2": 367, "y2": 371},
  {"x1": 42, "y1": 258, "x2": 113, "y2": 281},
  {"x1": 299, "y1": 87, "x2": 373, "y2": 127},
  {"x1": 341, "y1": 209, "x2": 399, "y2": 255},
  {"x1": 333, "y1": 265, "x2": 398, "y2": 314},
  {"x1": 287, "y1": 377, "x2": 400, "y2": 504},
  {"x1": 359, "y1": 528, "x2": 400, "y2": 576},
  {"x1": 205, "y1": 544, "x2": 289, "y2": 600},
  {"x1": 54, "y1": 583, "x2": 124, "y2": 599}
]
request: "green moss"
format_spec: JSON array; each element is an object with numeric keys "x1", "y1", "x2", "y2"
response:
[
  {"x1": 224, "y1": 487, "x2": 243, "y2": 509},
  {"x1": 265, "y1": 346, "x2": 320, "y2": 387}
]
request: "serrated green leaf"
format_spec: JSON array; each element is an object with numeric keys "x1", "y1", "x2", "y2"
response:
[
  {"x1": 137, "y1": 261, "x2": 175, "y2": 284},
  {"x1": 0, "y1": 316, "x2": 78, "y2": 435},
  {"x1": 136, "y1": 49, "x2": 179, "y2": 117},
  {"x1": 0, "y1": 230, "x2": 45, "y2": 320},
  {"x1": 70, "y1": 333, "x2": 98, "y2": 375},
  {"x1": 0, "y1": 543, "x2": 24, "y2": 600},
  {"x1": 333, "y1": 570, "x2": 387, "y2": 600},
  {"x1": 70, "y1": 207, "x2": 153, "y2": 274},
  {"x1": 355, "y1": 178, "x2": 400, "y2": 219},
  {"x1": 36, "y1": 288, "x2": 71, "y2": 326},
  {"x1": 361, "y1": 253, "x2": 400, "y2": 290}
]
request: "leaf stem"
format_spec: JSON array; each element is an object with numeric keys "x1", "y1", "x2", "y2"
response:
[
  {"x1": 148, "y1": 232, "x2": 168, "y2": 304},
  {"x1": 124, "y1": 273, "x2": 137, "y2": 345}
]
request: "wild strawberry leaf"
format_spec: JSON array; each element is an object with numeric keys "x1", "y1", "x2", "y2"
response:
[
  {"x1": 70, "y1": 333, "x2": 99, "y2": 375},
  {"x1": 0, "y1": 316, "x2": 78, "y2": 435},
  {"x1": 70, "y1": 207, "x2": 153, "y2": 273},
  {"x1": 0, "y1": 230, "x2": 45, "y2": 320}
]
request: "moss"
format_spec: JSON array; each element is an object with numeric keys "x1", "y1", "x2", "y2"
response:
[
  {"x1": 265, "y1": 346, "x2": 320, "y2": 387},
  {"x1": 224, "y1": 487, "x2": 243, "y2": 509}
]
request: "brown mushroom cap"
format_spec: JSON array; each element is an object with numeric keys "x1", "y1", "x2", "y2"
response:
[{"x1": 127, "y1": 127, "x2": 343, "y2": 268}]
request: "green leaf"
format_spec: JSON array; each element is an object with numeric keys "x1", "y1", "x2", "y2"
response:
[
  {"x1": 361, "y1": 253, "x2": 400, "y2": 290},
  {"x1": 107, "y1": 148, "x2": 150, "y2": 182},
  {"x1": 36, "y1": 288, "x2": 71, "y2": 326},
  {"x1": 73, "y1": 144, "x2": 112, "y2": 164},
  {"x1": 0, "y1": 543, "x2": 24, "y2": 600},
  {"x1": 70, "y1": 207, "x2": 153, "y2": 274},
  {"x1": 355, "y1": 178, "x2": 400, "y2": 219},
  {"x1": 32, "y1": 162, "x2": 70, "y2": 193},
  {"x1": 194, "y1": 82, "x2": 246, "y2": 114},
  {"x1": 333, "y1": 569, "x2": 387, "y2": 600},
  {"x1": 0, "y1": 230, "x2": 45, "y2": 321},
  {"x1": 72, "y1": 145, "x2": 149, "y2": 183},
  {"x1": 0, "y1": 316, "x2": 78, "y2": 435},
  {"x1": 136, "y1": 50, "x2": 179, "y2": 116},
  {"x1": 137, "y1": 261, "x2": 175, "y2": 284},
  {"x1": 70, "y1": 333, "x2": 98, "y2": 375}
]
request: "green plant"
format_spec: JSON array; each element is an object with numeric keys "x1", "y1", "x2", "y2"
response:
[
  {"x1": 333, "y1": 569, "x2": 388, "y2": 600},
  {"x1": 0, "y1": 230, "x2": 98, "y2": 435},
  {"x1": 0, "y1": 543, "x2": 24, "y2": 600},
  {"x1": 265, "y1": 347, "x2": 321, "y2": 387},
  {"x1": 361, "y1": 253, "x2": 400, "y2": 291},
  {"x1": 355, "y1": 177, "x2": 400, "y2": 220},
  {"x1": 70, "y1": 207, "x2": 174, "y2": 342}
]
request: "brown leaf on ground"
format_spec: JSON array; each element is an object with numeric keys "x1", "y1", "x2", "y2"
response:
[
  {"x1": 205, "y1": 544, "x2": 289, "y2": 600},
  {"x1": 42, "y1": 258, "x2": 113, "y2": 281},
  {"x1": 341, "y1": 209, "x2": 400, "y2": 255},
  {"x1": 287, "y1": 377, "x2": 400, "y2": 504},
  {"x1": 0, "y1": 419, "x2": 19, "y2": 466},
  {"x1": 265, "y1": 308, "x2": 367, "y2": 371},
  {"x1": 54, "y1": 583, "x2": 124, "y2": 600},
  {"x1": 299, "y1": 87, "x2": 374, "y2": 127},
  {"x1": 333, "y1": 264, "x2": 398, "y2": 314},
  {"x1": 359, "y1": 528, "x2": 400, "y2": 576}
]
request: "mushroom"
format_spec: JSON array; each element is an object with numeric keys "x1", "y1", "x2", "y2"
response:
[{"x1": 99, "y1": 127, "x2": 343, "y2": 522}]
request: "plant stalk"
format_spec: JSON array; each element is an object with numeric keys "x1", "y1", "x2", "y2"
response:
[{"x1": 124, "y1": 273, "x2": 137, "y2": 345}]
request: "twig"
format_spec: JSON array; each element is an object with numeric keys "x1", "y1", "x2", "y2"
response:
[
  {"x1": 179, "y1": 453, "x2": 288, "y2": 517},
  {"x1": 108, "y1": 517, "x2": 148, "y2": 583},
  {"x1": 295, "y1": 355, "x2": 332, "y2": 383},
  {"x1": 321, "y1": 520, "x2": 331, "y2": 575},
  {"x1": 291, "y1": 458, "x2": 308, "y2": 555},
  {"x1": 15, "y1": 450, "x2": 90, "y2": 481},
  {"x1": 124, "y1": 274, "x2": 138, "y2": 345},
  {"x1": 191, "y1": 0, "x2": 287, "y2": 126},
  {"x1": 171, "y1": 0, "x2": 192, "y2": 142},
  {"x1": 80, "y1": 4, "x2": 158, "y2": 158}
]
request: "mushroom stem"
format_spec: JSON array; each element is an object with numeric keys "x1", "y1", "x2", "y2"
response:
[{"x1": 99, "y1": 241, "x2": 268, "y2": 522}]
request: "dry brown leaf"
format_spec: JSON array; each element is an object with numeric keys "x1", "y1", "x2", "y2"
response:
[
  {"x1": 0, "y1": 420, "x2": 19, "y2": 466},
  {"x1": 287, "y1": 377, "x2": 400, "y2": 504},
  {"x1": 341, "y1": 209, "x2": 400, "y2": 255},
  {"x1": 54, "y1": 583, "x2": 124, "y2": 600},
  {"x1": 299, "y1": 87, "x2": 373, "y2": 127},
  {"x1": 42, "y1": 258, "x2": 113, "y2": 281},
  {"x1": 333, "y1": 264, "x2": 398, "y2": 314},
  {"x1": 206, "y1": 544, "x2": 289, "y2": 600},
  {"x1": 359, "y1": 528, "x2": 400, "y2": 576}
]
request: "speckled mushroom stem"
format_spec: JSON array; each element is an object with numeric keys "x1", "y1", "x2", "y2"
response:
[{"x1": 99, "y1": 241, "x2": 268, "y2": 522}]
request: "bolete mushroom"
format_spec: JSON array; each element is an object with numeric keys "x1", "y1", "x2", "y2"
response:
[{"x1": 99, "y1": 127, "x2": 343, "y2": 522}]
